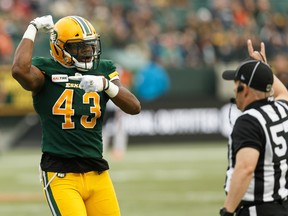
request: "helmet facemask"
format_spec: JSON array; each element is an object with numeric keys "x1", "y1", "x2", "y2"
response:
[{"x1": 64, "y1": 36, "x2": 101, "y2": 71}]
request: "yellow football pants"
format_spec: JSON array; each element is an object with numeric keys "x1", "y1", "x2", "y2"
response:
[{"x1": 41, "y1": 170, "x2": 121, "y2": 216}]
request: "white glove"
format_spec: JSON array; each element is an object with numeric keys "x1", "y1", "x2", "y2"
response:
[
  {"x1": 69, "y1": 75, "x2": 108, "y2": 93},
  {"x1": 30, "y1": 15, "x2": 54, "y2": 33}
]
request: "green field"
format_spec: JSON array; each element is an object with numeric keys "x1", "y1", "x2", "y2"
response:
[{"x1": 0, "y1": 142, "x2": 227, "y2": 216}]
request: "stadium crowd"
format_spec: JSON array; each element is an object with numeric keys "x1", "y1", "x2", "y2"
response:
[{"x1": 0, "y1": 0, "x2": 288, "y2": 69}]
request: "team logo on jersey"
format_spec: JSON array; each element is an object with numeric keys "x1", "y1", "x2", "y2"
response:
[{"x1": 52, "y1": 74, "x2": 69, "y2": 82}]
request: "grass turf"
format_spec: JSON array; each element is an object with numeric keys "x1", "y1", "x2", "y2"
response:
[{"x1": 0, "y1": 142, "x2": 227, "y2": 216}]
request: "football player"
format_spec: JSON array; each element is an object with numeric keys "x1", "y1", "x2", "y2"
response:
[{"x1": 12, "y1": 15, "x2": 141, "y2": 216}]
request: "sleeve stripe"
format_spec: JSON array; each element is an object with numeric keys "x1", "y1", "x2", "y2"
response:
[{"x1": 109, "y1": 71, "x2": 119, "y2": 80}]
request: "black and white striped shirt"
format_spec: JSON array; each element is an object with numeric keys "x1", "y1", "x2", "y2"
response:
[{"x1": 225, "y1": 98, "x2": 288, "y2": 203}]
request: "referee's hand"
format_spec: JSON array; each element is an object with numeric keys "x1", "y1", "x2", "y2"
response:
[
  {"x1": 219, "y1": 208, "x2": 234, "y2": 216},
  {"x1": 247, "y1": 39, "x2": 267, "y2": 63}
]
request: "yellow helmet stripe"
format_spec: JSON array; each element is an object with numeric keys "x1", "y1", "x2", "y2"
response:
[{"x1": 71, "y1": 16, "x2": 92, "y2": 36}]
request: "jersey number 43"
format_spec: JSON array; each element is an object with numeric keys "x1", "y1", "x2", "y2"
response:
[{"x1": 52, "y1": 89, "x2": 101, "y2": 129}]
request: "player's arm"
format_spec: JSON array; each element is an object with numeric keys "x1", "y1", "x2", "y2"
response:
[
  {"x1": 69, "y1": 75, "x2": 141, "y2": 115},
  {"x1": 12, "y1": 15, "x2": 54, "y2": 94},
  {"x1": 271, "y1": 72, "x2": 288, "y2": 101},
  {"x1": 12, "y1": 37, "x2": 44, "y2": 93},
  {"x1": 110, "y1": 79, "x2": 141, "y2": 115},
  {"x1": 222, "y1": 147, "x2": 259, "y2": 213}
]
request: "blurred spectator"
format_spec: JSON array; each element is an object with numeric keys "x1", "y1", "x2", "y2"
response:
[
  {"x1": 0, "y1": 18, "x2": 13, "y2": 64},
  {"x1": 134, "y1": 55, "x2": 170, "y2": 101},
  {"x1": 103, "y1": 100, "x2": 128, "y2": 161},
  {"x1": 1, "y1": 0, "x2": 288, "y2": 68},
  {"x1": 0, "y1": 76, "x2": 10, "y2": 105},
  {"x1": 103, "y1": 65, "x2": 133, "y2": 161},
  {"x1": 272, "y1": 53, "x2": 288, "y2": 89}
]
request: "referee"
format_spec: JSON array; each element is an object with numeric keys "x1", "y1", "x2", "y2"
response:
[{"x1": 219, "y1": 40, "x2": 288, "y2": 216}]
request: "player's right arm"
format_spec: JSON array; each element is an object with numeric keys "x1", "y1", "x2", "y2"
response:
[
  {"x1": 12, "y1": 37, "x2": 44, "y2": 93},
  {"x1": 12, "y1": 15, "x2": 54, "y2": 94}
]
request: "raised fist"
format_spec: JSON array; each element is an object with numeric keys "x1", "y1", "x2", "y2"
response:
[
  {"x1": 30, "y1": 15, "x2": 54, "y2": 33},
  {"x1": 69, "y1": 75, "x2": 108, "y2": 93}
]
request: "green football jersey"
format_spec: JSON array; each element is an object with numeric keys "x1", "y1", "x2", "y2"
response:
[{"x1": 32, "y1": 57, "x2": 118, "y2": 159}]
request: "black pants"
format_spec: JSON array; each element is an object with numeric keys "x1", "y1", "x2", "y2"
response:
[{"x1": 236, "y1": 199, "x2": 288, "y2": 216}]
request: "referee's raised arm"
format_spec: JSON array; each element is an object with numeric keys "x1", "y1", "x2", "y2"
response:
[{"x1": 247, "y1": 39, "x2": 288, "y2": 101}]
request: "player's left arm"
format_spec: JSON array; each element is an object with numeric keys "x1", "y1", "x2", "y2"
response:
[
  {"x1": 110, "y1": 79, "x2": 141, "y2": 115},
  {"x1": 69, "y1": 74, "x2": 141, "y2": 115}
]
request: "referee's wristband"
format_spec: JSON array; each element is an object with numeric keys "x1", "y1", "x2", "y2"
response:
[
  {"x1": 104, "y1": 80, "x2": 119, "y2": 98},
  {"x1": 219, "y1": 208, "x2": 234, "y2": 216}
]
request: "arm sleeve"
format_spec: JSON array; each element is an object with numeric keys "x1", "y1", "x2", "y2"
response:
[
  {"x1": 102, "y1": 60, "x2": 119, "y2": 81},
  {"x1": 231, "y1": 114, "x2": 265, "y2": 154}
]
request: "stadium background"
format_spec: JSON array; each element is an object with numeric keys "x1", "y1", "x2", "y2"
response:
[
  {"x1": 2, "y1": 0, "x2": 288, "y2": 147},
  {"x1": 1, "y1": 1, "x2": 288, "y2": 215}
]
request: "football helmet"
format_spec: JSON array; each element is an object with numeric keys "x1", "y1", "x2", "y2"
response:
[{"x1": 50, "y1": 16, "x2": 101, "y2": 71}]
